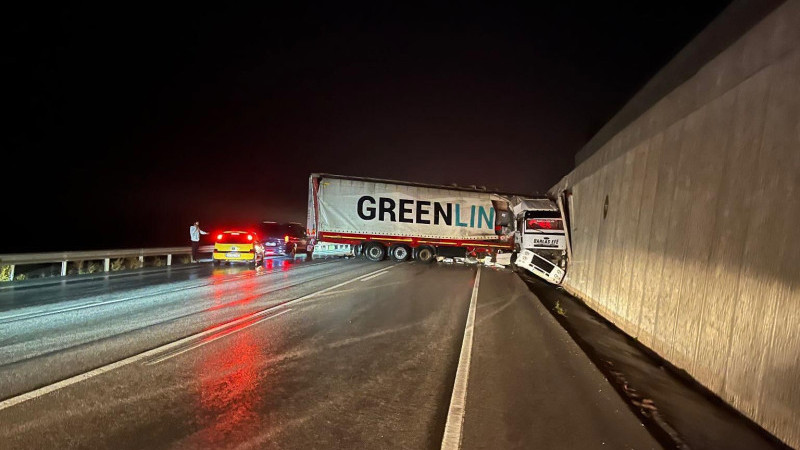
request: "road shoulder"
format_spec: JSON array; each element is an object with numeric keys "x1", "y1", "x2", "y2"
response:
[{"x1": 460, "y1": 267, "x2": 660, "y2": 449}]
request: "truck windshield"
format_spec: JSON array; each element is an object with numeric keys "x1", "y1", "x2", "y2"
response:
[
  {"x1": 526, "y1": 218, "x2": 563, "y2": 230},
  {"x1": 524, "y1": 210, "x2": 563, "y2": 230}
]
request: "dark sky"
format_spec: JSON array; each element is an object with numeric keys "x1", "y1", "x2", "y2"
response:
[{"x1": 5, "y1": 2, "x2": 731, "y2": 252}]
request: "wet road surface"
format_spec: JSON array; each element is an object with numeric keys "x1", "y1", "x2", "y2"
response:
[
  {"x1": 522, "y1": 273, "x2": 789, "y2": 450},
  {"x1": 461, "y1": 267, "x2": 657, "y2": 449},
  {"x1": 0, "y1": 258, "x2": 660, "y2": 449}
]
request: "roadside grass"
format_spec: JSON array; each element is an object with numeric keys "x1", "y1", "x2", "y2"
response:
[
  {"x1": 554, "y1": 300, "x2": 567, "y2": 317},
  {"x1": 1, "y1": 251, "x2": 198, "y2": 283},
  {"x1": 0, "y1": 265, "x2": 11, "y2": 282},
  {"x1": 69, "y1": 260, "x2": 103, "y2": 275}
]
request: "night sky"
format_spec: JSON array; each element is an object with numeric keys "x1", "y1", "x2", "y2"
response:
[{"x1": 6, "y1": 2, "x2": 731, "y2": 253}]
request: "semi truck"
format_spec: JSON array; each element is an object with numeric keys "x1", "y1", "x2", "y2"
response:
[
  {"x1": 510, "y1": 198, "x2": 568, "y2": 284},
  {"x1": 306, "y1": 173, "x2": 567, "y2": 284}
]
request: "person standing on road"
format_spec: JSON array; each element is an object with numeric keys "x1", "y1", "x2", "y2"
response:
[{"x1": 189, "y1": 221, "x2": 208, "y2": 263}]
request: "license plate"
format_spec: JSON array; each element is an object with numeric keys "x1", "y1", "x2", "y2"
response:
[
  {"x1": 226, "y1": 252, "x2": 241, "y2": 258},
  {"x1": 265, "y1": 242, "x2": 277, "y2": 246}
]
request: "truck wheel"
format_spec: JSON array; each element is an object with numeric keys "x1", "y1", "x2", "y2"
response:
[
  {"x1": 389, "y1": 244, "x2": 410, "y2": 262},
  {"x1": 415, "y1": 246, "x2": 435, "y2": 263},
  {"x1": 364, "y1": 242, "x2": 386, "y2": 262}
]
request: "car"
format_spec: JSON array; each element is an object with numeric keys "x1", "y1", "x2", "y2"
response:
[
  {"x1": 212, "y1": 231, "x2": 265, "y2": 267},
  {"x1": 259, "y1": 221, "x2": 312, "y2": 258}
]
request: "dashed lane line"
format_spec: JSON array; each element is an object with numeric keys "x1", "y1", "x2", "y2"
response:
[
  {"x1": 0, "y1": 265, "x2": 390, "y2": 411},
  {"x1": 0, "y1": 261, "x2": 372, "y2": 324},
  {"x1": 144, "y1": 309, "x2": 292, "y2": 365}
]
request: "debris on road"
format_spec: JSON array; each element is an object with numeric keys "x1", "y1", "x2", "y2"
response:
[{"x1": 495, "y1": 253, "x2": 512, "y2": 266}]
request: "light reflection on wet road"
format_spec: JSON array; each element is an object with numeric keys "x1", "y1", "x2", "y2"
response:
[
  {"x1": 0, "y1": 258, "x2": 662, "y2": 449},
  {"x1": 195, "y1": 316, "x2": 264, "y2": 448}
]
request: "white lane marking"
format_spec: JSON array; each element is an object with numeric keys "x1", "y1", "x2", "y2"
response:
[
  {"x1": 361, "y1": 271, "x2": 387, "y2": 281},
  {"x1": 310, "y1": 279, "x2": 409, "y2": 298},
  {"x1": 441, "y1": 266, "x2": 482, "y2": 450},
  {"x1": 145, "y1": 309, "x2": 291, "y2": 365},
  {"x1": 0, "y1": 300, "x2": 105, "y2": 322},
  {"x1": 0, "y1": 275, "x2": 253, "y2": 323},
  {"x1": 0, "y1": 284, "x2": 204, "y2": 323},
  {"x1": 286, "y1": 266, "x2": 391, "y2": 303},
  {"x1": 0, "y1": 265, "x2": 390, "y2": 411},
  {"x1": 0, "y1": 261, "x2": 367, "y2": 323}
]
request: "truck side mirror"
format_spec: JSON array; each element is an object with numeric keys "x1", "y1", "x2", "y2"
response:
[{"x1": 495, "y1": 210, "x2": 512, "y2": 227}]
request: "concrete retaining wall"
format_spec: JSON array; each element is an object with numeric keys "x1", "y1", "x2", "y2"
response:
[{"x1": 550, "y1": 1, "x2": 800, "y2": 446}]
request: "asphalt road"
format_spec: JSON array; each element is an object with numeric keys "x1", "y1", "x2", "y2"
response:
[{"x1": 0, "y1": 258, "x2": 660, "y2": 449}]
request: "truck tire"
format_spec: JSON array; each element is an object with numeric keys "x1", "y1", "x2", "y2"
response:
[
  {"x1": 415, "y1": 246, "x2": 435, "y2": 263},
  {"x1": 389, "y1": 244, "x2": 410, "y2": 262},
  {"x1": 364, "y1": 242, "x2": 386, "y2": 262}
]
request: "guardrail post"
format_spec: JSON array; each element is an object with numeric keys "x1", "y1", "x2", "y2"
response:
[
  {"x1": 167, "y1": 254, "x2": 172, "y2": 266},
  {"x1": 61, "y1": 261, "x2": 68, "y2": 276},
  {"x1": 104, "y1": 258, "x2": 110, "y2": 272},
  {"x1": 138, "y1": 256, "x2": 144, "y2": 268},
  {"x1": 8, "y1": 264, "x2": 14, "y2": 281}
]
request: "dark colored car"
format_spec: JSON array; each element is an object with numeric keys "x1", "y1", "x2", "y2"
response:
[{"x1": 258, "y1": 222, "x2": 312, "y2": 257}]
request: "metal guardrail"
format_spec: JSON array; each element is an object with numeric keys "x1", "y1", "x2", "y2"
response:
[{"x1": 0, "y1": 246, "x2": 215, "y2": 281}]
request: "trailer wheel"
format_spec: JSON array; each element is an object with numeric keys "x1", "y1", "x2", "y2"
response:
[
  {"x1": 415, "y1": 246, "x2": 436, "y2": 263},
  {"x1": 389, "y1": 244, "x2": 410, "y2": 262},
  {"x1": 364, "y1": 242, "x2": 386, "y2": 262}
]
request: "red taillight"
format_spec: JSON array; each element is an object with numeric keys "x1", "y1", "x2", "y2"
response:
[
  {"x1": 284, "y1": 235, "x2": 289, "y2": 243},
  {"x1": 217, "y1": 234, "x2": 223, "y2": 240},
  {"x1": 247, "y1": 234, "x2": 253, "y2": 241}
]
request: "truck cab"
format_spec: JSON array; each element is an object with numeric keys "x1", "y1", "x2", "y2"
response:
[{"x1": 510, "y1": 198, "x2": 567, "y2": 284}]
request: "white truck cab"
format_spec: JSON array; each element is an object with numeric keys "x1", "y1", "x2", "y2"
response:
[{"x1": 511, "y1": 198, "x2": 567, "y2": 284}]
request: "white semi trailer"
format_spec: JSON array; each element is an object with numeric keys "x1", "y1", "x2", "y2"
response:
[{"x1": 307, "y1": 173, "x2": 567, "y2": 284}]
